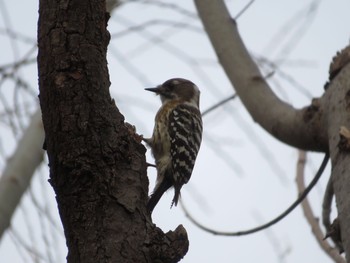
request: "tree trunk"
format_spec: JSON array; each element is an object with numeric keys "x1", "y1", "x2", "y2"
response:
[
  {"x1": 325, "y1": 55, "x2": 350, "y2": 259},
  {"x1": 37, "y1": 0, "x2": 188, "y2": 262}
]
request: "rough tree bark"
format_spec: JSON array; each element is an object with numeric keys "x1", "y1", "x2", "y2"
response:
[
  {"x1": 195, "y1": 0, "x2": 350, "y2": 261},
  {"x1": 325, "y1": 51, "x2": 350, "y2": 259},
  {"x1": 37, "y1": 0, "x2": 188, "y2": 262},
  {"x1": 0, "y1": 1, "x2": 121, "y2": 243}
]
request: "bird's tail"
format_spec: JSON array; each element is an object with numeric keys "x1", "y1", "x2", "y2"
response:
[
  {"x1": 147, "y1": 179, "x2": 172, "y2": 214},
  {"x1": 171, "y1": 187, "x2": 181, "y2": 208}
]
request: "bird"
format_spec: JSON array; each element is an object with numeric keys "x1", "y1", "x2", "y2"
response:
[{"x1": 144, "y1": 78, "x2": 203, "y2": 213}]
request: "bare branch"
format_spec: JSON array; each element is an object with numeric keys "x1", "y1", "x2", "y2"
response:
[
  {"x1": 182, "y1": 153, "x2": 329, "y2": 236},
  {"x1": 262, "y1": 0, "x2": 320, "y2": 63},
  {"x1": 0, "y1": 110, "x2": 44, "y2": 239},
  {"x1": 322, "y1": 174, "x2": 334, "y2": 234},
  {"x1": 202, "y1": 94, "x2": 236, "y2": 116},
  {"x1": 296, "y1": 151, "x2": 345, "y2": 263},
  {"x1": 234, "y1": 0, "x2": 255, "y2": 20},
  {"x1": 8, "y1": 227, "x2": 46, "y2": 261},
  {"x1": 111, "y1": 19, "x2": 202, "y2": 39},
  {"x1": 125, "y1": 0, "x2": 197, "y2": 19},
  {"x1": 194, "y1": 0, "x2": 328, "y2": 152}
]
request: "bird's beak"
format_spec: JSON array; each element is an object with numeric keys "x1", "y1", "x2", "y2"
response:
[{"x1": 145, "y1": 85, "x2": 162, "y2": 94}]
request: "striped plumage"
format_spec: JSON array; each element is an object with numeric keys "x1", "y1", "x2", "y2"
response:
[{"x1": 144, "y1": 78, "x2": 203, "y2": 213}]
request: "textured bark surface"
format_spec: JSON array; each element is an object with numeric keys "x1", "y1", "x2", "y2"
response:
[
  {"x1": 325, "y1": 50, "x2": 350, "y2": 259},
  {"x1": 37, "y1": 0, "x2": 188, "y2": 262}
]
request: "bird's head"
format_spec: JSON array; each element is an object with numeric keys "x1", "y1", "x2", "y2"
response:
[{"x1": 145, "y1": 78, "x2": 200, "y2": 107}]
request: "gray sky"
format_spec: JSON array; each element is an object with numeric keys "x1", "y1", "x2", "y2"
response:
[{"x1": 0, "y1": 0, "x2": 349, "y2": 262}]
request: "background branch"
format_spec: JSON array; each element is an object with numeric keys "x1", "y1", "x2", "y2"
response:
[
  {"x1": 182, "y1": 153, "x2": 329, "y2": 236},
  {"x1": 296, "y1": 150, "x2": 345, "y2": 263},
  {"x1": 194, "y1": 0, "x2": 328, "y2": 152},
  {"x1": 0, "y1": 110, "x2": 44, "y2": 239}
]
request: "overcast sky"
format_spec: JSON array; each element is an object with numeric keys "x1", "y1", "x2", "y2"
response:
[{"x1": 0, "y1": 0, "x2": 350, "y2": 262}]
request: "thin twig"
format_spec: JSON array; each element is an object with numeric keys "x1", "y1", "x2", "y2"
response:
[
  {"x1": 125, "y1": 0, "x2": 197, "y2": 19},
  {"x1": 234, "y1": 0, "x2": 255, "y2": 20},
  {"x1": 111, "y1": 20, "x2": 202, "y2": 39},
  {"x1": 322, "y1": 175, "x2": 334, "y2": 232},
  {"x1": 9, "y1": 227, "x2": 47, "y2": 261},
  {"x1": 322, "y1": 173, "x2": 344, "y2": 253},
  {"x1": 182, "y1": 153, "x2": 329, "y2": 236},
  {"x1": 202, "y1": 94, "x2": 236, "y2": 116},
  {"x1": 296, "y1": 151, "x2": 345, "y2": 263}
]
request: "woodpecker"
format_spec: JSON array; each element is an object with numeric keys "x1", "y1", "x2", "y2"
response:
[{"x1": 144, "y1": 78, "x2": 203, "y2": 213}]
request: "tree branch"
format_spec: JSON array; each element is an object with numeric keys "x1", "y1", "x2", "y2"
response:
[
  {"x1": 194, "y1": 0, "x2": 328, "y2": 152},
  {"x1": 0, "y1": 110, "x2": 44, "y2": 239},
  {"x1": 182, "y1": 153, "x2": 329, "y2": 236},
  {"x1": 201, "y1": 94, "x2": 236, "y2": 116},
  {"x1": 322, "y1": 173, "x2": 334, "y2": 236},
  {"x1": 296, "y1": 151, "x2": 345, "y2": 263}
]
